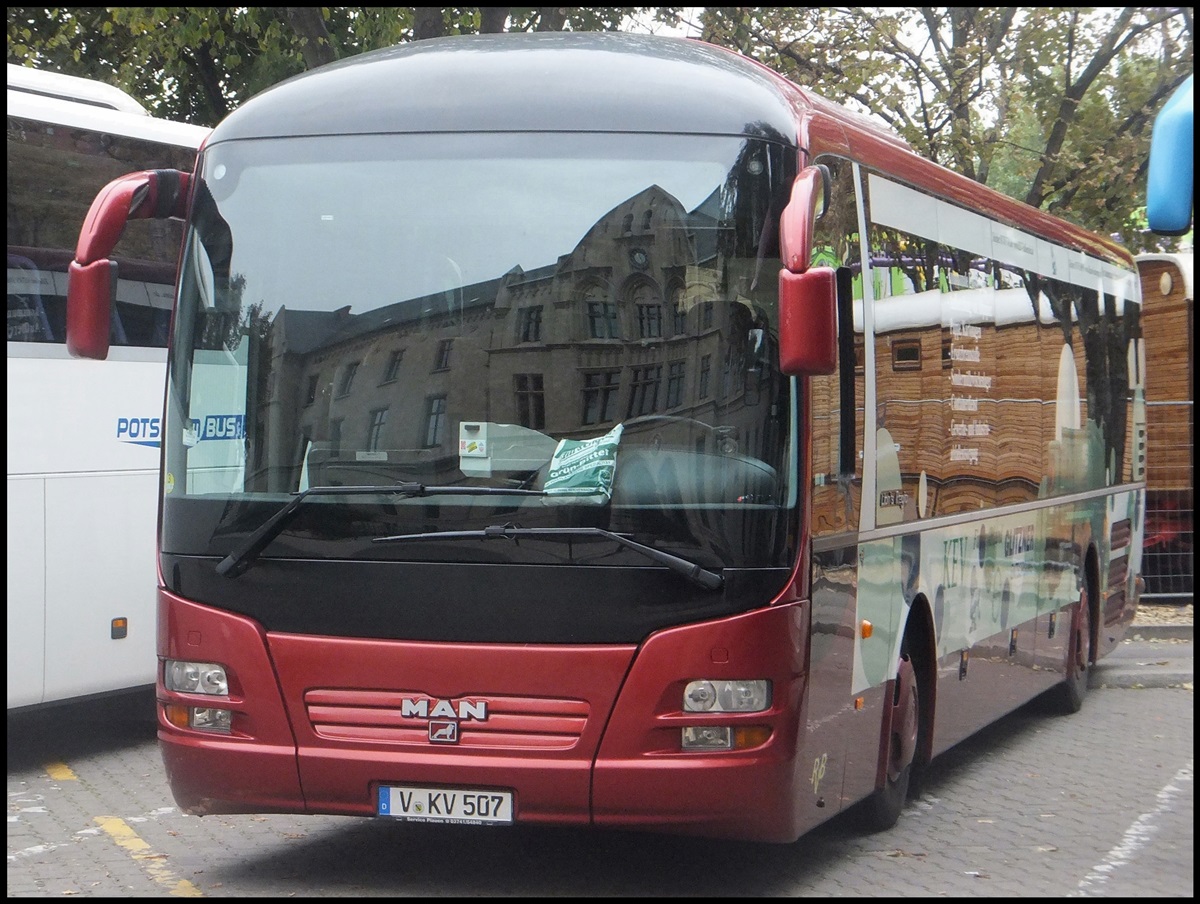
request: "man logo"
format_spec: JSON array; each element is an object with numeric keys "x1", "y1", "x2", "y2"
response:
[{"x1": 429, "y1": 720, "x2": 458, "y2": 744}]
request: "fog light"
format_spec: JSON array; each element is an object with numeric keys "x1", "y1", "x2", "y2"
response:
[
  {"x1": 682, "y1": 726, "x2": 732, "y2": 750},
  {"x1": 163, "y1": 703, "x2": 232, "y2": 733},
  {"x1": 190, "y1": 707, "x2": 233, "y2": 733}
]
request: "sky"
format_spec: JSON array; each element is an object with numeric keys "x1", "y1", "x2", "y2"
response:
[{"x1": 624, "y1": 8, "x2": 706, "y2": 38}]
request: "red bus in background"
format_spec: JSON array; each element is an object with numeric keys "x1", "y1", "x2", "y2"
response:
[{"x1": 65, "y1": 33, "x2": 1143, "y2": 843}]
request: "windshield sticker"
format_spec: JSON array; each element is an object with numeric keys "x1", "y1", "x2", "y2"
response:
[
  {"x1": 543, "y1": 424, "x2": 624, "y2": 500},
  {"x1": 190, "y1": 414, "x2": 246, "y2": 442}
]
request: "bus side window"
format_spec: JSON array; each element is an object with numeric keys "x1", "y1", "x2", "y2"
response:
[
  {"x1": 7, "y1": 252, "x2": 56, "y2": 342},
  {"x1": 809, "y1": 157, "x2": 864, "y2": 537}
]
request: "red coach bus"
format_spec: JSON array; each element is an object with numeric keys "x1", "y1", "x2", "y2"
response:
[{"x1": 65, "y1": 33, "x2": 1144, "y2": 843}]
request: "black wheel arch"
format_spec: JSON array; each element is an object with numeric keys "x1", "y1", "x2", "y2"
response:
[{"x1": 901, "y1": 595, "x2": 936, "y2": 776}]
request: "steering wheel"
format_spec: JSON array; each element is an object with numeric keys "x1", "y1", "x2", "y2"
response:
[
  {"x1": 621, "y1": 415, "x2": 741, "y2": 455},
  {"x1": 622, "y1": 414, "x2": 718, "y2": 435}
]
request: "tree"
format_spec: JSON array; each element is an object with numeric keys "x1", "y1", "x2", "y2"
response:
[
  {"x1": 7, "y1": 7, "x2": 1192, "y2": 248},
  {"x1": 699, "y1": 7, "x2": 1193, "y2": 250}
]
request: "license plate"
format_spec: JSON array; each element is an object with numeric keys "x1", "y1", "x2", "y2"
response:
[{"x1": 378, "y1": 785, "x2": 514, "y2": 825}]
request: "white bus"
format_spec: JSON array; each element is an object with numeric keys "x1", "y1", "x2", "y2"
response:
[{"x1": 6, "y1": 63, "x2": 210, "y2": 710}]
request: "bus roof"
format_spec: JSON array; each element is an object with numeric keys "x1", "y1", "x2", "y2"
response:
[
  {"x1": 206, "y1": 31, "x2": 1130, "y2": 271},
  {"x1": 7, "y1": 64, "x2": 210, "y2": 148},
  {"x1": 210, "y1": 32, "x2": 805, "y2": 143},
  {"x1": 7, "y1": 62, "x2": 148, "y2": 114}
]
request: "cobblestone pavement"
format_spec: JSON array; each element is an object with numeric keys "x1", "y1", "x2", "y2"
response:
[{"x1": 8, "y1": 603, "x2": 1193, "y2": 897}]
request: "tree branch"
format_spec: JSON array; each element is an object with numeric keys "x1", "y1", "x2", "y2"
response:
[{"x1": 284, "y1": 7, "x2": 337, "y2": 69}]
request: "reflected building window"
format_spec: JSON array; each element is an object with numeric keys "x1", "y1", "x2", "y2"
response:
[
  {"x1": 366, "y1": 407, "x2": 388, "y2": 452},
  {"x1": 519, "y1": 306, "x2": 543, "y2": 343},
  {"x1": 666, "y1": 360, "x2": 685, "y2": 408},
  {"x1": 382, "y1": 349, "x2": 404, "y2": 383},
  {"x1": 627, "y1": 365, "x2": 662, "y2": 417},
  {"x1": 424, "y1": 396, "x2": 447, "y2": 447},
  {"x1": 433, "y1": 339, "x2": 453, "y2": 371},
  {"x1": 699, "y1": 354, "x2": 711, "y2": 400},
  {"x1": 892, "y1": 339, "x2": 922, "y2": 371},
  {"x1": 514, "y1": 373, "x2": 545, "y2": 429},
  {"x1": 631, "y1": 282, "x2": 662, "y2": 339},
  {"x1": 587, "y1": 301, "x2": 620, "y2": 339},
  {"x1": 582, "y1": 370, "x2": 620, "y2": 425},
  {"x1": 336, "y1": 361, "x2": 360, "y2": 397}
]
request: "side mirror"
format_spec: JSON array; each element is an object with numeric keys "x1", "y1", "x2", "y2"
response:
[
  {"x1": 1147, "y1": 74, "x2": 1193, "y2": 236},
  {"x1": 777, "y1": 163, "x2": 837, "y2": 376},
  {"x1": 778, "y1": 267, "x2": 837, "y2": 376},
  {"x1": 779, "y1": 164, "x2": 831, "y2": 273},
  {"x1": 66, "y1": 169, "x2": 190, "y2": 360},
  {"x1": 65, "y1": 260, "x2": 119, "y2": 359}
]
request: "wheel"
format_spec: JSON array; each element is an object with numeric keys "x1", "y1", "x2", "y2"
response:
[
  {"x1": 858, "y1": 647, "x2": 920, "y2": 832},
  {"x1": 1050, "y1": 589, "x2": 1090, "y2": 714}
]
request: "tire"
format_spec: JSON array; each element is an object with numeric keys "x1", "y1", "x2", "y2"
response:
[
  {"x1": 857, "y1": 647, "x2": 920, "y2": 832},
  {"x1": 1049, "y1": 589, "x2": 1091, "y2": 714}
]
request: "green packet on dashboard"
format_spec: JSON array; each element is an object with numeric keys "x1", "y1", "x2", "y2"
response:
[{"x1": 543, "y1": 424, "x2": 624, "y2": 500}]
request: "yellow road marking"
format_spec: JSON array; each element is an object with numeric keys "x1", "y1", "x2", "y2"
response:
[
  {"x1": 44, "y1": 762, "x2": 78, "y2": 781},
  {"x1": 94, "y1": 816, "x2": 204, "y2": 897}
]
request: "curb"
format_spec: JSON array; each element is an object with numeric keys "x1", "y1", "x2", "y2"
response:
[
  {"x1": 1126, "y1": 624, "x2": 1193, "y2": 641},
  {"x1": 1089, "y1": 624, "x2": 1193, "y2": 689},
  {"x1": 1090, "y1": 667, "x2": 1193, "y2": 690}
]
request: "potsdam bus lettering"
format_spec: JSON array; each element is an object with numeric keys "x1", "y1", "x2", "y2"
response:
[
  {"x1": 190, "y1": 414, "x2": 246, "y2": 442},
  {"x1": 116, "y1": 416, "x2": 161, "y2": 447}
]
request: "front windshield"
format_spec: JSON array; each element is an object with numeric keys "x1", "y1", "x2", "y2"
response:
[{"x1": 162, "y1": 131, "x2": 800, "y2": 571}]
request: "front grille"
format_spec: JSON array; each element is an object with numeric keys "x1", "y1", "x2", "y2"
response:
[{"x1": 305, "y1": 689, "x2": 589, "y2": 749}]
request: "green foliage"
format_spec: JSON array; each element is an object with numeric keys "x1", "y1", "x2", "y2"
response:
[
  {"x1": 699, "y1": 7, "x2": 1192, "y2": 251},
  {"x1": 6, "y1": 6, "x2": 1190, "y2": 250}
]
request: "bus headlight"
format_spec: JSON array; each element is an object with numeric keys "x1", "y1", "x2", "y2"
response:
[
  {"x1": 683, "y1": 679, "x2": 770, "y2": 712},
  {"x1": 164, "y1": 660, "x2": 229, "y2": 695},
  {"x1": 680, "y1": 680, "x2": 771, "y2": 751},
  {"x1": 164, "y1": 660, "x2": 232, "y2": 733}
]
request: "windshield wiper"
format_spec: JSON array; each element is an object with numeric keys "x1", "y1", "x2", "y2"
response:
[
  {"x1": 217, "y1": 483, "x2": 547, "y2": 578},
  {"x1": 373, "y1": 524, "x2": 724, "y2": 592}
]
